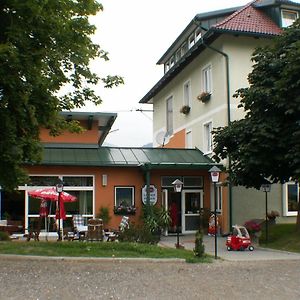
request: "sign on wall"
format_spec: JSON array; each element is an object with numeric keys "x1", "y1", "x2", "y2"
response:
[{"x1": 142, "y1": 185, "x2": 158, "y2": 205}]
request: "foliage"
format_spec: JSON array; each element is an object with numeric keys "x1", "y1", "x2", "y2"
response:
[
  {"x1": 259, "y1": 224, "x2": 300, "y2": 252},
  {"x1": 194, "y1": 230, "x2": 205, "y2": 257},
  {"x1": 267, "y1": 210, "x2": 280, "y2": 220},
  {"x1": 142, "y1": 205, "x2": 171, "y2": 233},
  {"x1": 0, "y1": 240, "x2": 212, "y2": 262},
  {"x1": 0, "y1": 231, "x2": 11, "y2": 241},
  {"x1": 114, "y1": 205, "x2": 136, "y2": 215},
  {"x1": 244, "y1": 220, "x2": 261, "y2": 235},
  {"x1": 118, "y1": 223, "x2": 160, "y2": 244},
  {"x1": 197, "y1": 92, "x2": 211, "y2": 102},
  {"x1": 213, "y1": 19, "x2": 300, "y2": 189},
  {"x1": 0, "y1": 0, "x2": 124, "y2": 190},
  {"x1": 180, "y1": 105, "x2": 191, "y2": 114},
  {"x1": 97, "y1": 207, "x2": 111, "y2": 227}
]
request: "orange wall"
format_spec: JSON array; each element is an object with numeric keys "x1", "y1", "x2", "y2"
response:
[
  {"x1": 25, "y1": 165, "x2": 228, "y2": 232},
  {"x1": 165, "y1": 129, "x2": 186, "y2": 148},
  {"x1": 39, "y1": 120, "x2": 100, "y2": 144}
]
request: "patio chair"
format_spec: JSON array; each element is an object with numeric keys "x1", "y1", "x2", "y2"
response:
[
  {"x1": 87, "y1": 218, "x2": 103, "y2": 241},
  {"x1": 105, "y1": 216, "x2": 129, "y2": 242},
  {"x1": 69, "y1": 215, "x2": 88, "y2": 241}
]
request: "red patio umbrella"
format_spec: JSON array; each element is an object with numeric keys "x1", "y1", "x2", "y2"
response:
[{"x1": 28, "y1": 187, "x2": 77, "y2": 220}]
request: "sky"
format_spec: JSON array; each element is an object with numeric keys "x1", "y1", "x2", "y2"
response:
[{"x1": 81, "y1": 0, "x2": 299, "y2": 147}]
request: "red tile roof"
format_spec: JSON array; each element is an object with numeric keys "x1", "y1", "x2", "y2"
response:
[{"x1": 213, "y1": 0, "x2": 282, "y2": 36}]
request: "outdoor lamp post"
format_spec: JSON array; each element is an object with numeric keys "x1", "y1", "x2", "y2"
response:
[
  {"x1": 261, "y1": 181, "x2": 271, "y2": 244},
  {"x1": 172, "y1": 179, "x2": 183, "y2": 249},
  {"x1": 56, "y1": 180, "x2": 64, "y2": 241},
  {"x1": 209, "y1": 166, "x2": 221, "y2": 259}
]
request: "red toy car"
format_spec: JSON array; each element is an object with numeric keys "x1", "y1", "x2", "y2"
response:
[{"x1": 226, "y1": 225, "x2": 254, "y2": 251}]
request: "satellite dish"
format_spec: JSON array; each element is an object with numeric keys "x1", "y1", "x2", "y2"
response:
[{"x1": 155, "y1": 131, "x2": 170, "y2": 147}]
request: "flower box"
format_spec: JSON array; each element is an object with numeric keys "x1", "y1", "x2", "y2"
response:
[
  {"x1": 114, "y1": 206, "x2": 136, "y2": 215},
  {"x1": 197, "y1": 92, "x2": 211, "y2": 103}
]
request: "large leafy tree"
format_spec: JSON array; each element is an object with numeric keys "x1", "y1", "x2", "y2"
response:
[
  {"x1": 0, "y1": 0, "x2": 123, "y2": 190},
  {"x1": 213, "y1": 19, "x2": 300, "y2": 226}
]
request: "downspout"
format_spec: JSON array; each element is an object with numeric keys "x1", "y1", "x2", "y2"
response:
[
  {"x1": 197, "y1": 23, "x2": 233, "y2": 229},
  {"x1": 143, "y1": 163, "x2": 152, "y2": 216}
]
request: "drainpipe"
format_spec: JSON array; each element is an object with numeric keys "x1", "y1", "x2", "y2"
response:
[
  {"x1": 144, "y1": 163, "x2": 152, "y2": 216},
  {"x1": 197, "y1": 23, "x2": 233, "y2": 229}
]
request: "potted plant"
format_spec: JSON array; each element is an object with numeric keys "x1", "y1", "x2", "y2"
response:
[
  {"x1": 97, "y1": 206, "x2": 111, "y2": 229},
  {"x1": 244, "y1": 220, "x2": 262, "y2": 243},
  {"x1": 197, "y1": 91, "x2": 211, "y2": 103},
  {"x1": 180, "y1": 105, "x2": 191, "y2": 115},
  {"x1": 267, "y1": 210, "x2": 279, "y2": 224}
]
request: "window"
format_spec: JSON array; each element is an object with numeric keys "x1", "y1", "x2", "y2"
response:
[
  {"x1": 204, "y1": 121, "x2": 213, "y2": 153},
  {"x1": 188, "y1": 34, "x2": 195, "y2": 49},
  {"x1": 282, "y1": 10, "x2": 298, "y2": 27},
  {"x1": 181, "y1": 42, "x2": 188, "y2": 56},
  {"x1": 183, "y1": 80, "x2": 191, "y2": 107},
  {"x1": 169, "y1": 56, "x2": 175, "y2": 69},
  {"x1": 176, "y1": 49, "x2": 181, "y2": 62},
  {"x1": 284, "y1": 182, "x2": 299, "y2": 216},
  {"x1": 166, "y1": 96, "x2": 173, "y2": 135},
  {"x1": 114, "y1": 187, "x2": 135, "y2": 208},
  {"x1": 183, "y1": 176, "x2": 203, "y2": 188},
  {"x1": 186, "y1": 130, "x2": 192, "y2": 148},
  {"x1": 195, "y1": 28, "x2": 202, "y2": 42},
  {"x1": 202, "y1": 65, "x2": 212, "y2": 93},
  {"x1": 164, "y1": 62, "x2": 170, "y2": 73}
]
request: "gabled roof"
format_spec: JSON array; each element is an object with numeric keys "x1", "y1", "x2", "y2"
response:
[
  {"x1": 35, "y1": 145, "x2": 219, "y2": 170},
  {"x1": 213, "y1": 0, "x2": 282, "y2": 35},
  {"x1": 139, "y1": 0, "x2": 300, "y2": 104}
]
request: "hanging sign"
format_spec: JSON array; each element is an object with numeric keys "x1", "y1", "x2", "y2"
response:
[{"x1": 142, "y1": 185, "x2": 158, "y2": 205}]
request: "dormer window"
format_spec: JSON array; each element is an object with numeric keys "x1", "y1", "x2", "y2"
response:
[
  {"x1": 188, "y1": 34, "x2": 195, "y2": 49},
  {"x1": 195, "y1": 28, "x2": 202, "y2": 42},
  {"x1": 281, "y1": 10, "x2": 298, "y2": 27}
]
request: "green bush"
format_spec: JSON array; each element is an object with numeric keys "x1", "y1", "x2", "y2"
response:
[
  {"x1": 0, "y1": 231, "x2": 11, "y2": 241},
  {"x1": 194, "y1": 230, "x2": 205, "y2": 257},
  {"x1": 118, "y1": 223, "x2": 160, "y2": 244}
]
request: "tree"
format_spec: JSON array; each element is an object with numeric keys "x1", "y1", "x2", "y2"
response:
[
  {"x1": 213, "y1": 19, "x2": 300, "y2": 227},
  {"x1": 0, "y1": 1, "x2": 123, "y2": 190}
]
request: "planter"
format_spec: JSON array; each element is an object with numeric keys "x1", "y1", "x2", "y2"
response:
[
  {"x1": 114, "y1": 207, "x2": 136, "y2": 215},
  {"x1": 197, "y1": 92, "x2": 211, "y2": 103},
  {"x1": 180, "y1": 105, "x2": 191, "y2": 115}
]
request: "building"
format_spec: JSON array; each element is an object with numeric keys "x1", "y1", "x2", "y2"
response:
[
  {"x1": 1, "y1": 111, "x2": 223, "y2": 235},
  {"x1": 140, "y1": 0, "x2": 300, "y2": 228}
]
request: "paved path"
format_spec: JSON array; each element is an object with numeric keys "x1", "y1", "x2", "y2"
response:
[{"x1": 159, "y1": 234, "x2": 300, "y2": 261}]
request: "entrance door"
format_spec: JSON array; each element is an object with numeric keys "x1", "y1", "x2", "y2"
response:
[{"x1": 182, "y1": 190, "x2": 203, "y2": 233}]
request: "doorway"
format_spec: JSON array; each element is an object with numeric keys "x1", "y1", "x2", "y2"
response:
[{"x1": 182, "y1": 190, "x2": 203, "y2": 233}]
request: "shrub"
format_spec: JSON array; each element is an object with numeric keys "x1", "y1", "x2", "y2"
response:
[
  {"x1": 194, "y1": 230, "x2": 205, "y2": 257},
  {"x1": 0, "y1": 231, "x2": 11, "y2": 241},
  {"x1": 244, "y1": 220, "x2": 261, "y2": 235}
]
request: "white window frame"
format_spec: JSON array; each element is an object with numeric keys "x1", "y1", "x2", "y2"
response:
[
  {"x1": 281, "y1": 9, "x2": 298, "y2": 27},
  {"x1": 183, "y1": 80, "x2": 191, "y2": 107},
  {"x1": 202, "y1": 64, "x2": 212, "y2": 94},
  {"x1": 283, "y1": 182, "x2": 299, "y2": 216},
  {"x1": 186, "y1": 129, "x2": 192, "y2": 148},
  {"x1": 210, "y1": 183, "x2": 222, "y2": 213},
  {"x1": 203, "y1": 121, "x2": 213, "y2": 154},
  {"x1": 176, "y1": 49, "x2": 181, "y2": 62},
  {"x1": 195, "y1": 27, "x2": 202, "y2": 42},
  {"x1": 114, "y1": 186, "x2": 135, "y2": 207},
  {"x1": 166, "y1": 95, "x2": 173, "y2": 135},
  {"x1": 181, "y1": 42, "x2": 188, "y2": 56}
]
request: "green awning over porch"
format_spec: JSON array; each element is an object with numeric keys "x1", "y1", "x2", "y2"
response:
[{"x1": 38, "y1": 145, "x2": 220, "y2": 170}]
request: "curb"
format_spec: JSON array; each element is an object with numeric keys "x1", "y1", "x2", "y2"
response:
[{"x1": 0, "y1": 254, "x2": 186, "y2": 263}]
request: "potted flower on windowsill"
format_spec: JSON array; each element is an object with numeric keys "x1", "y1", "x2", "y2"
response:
[
  {"x1": 114, "y1": 203, "x2": 136, "y2": 215},
  {"x1": 180, "y1": 105, "x2": 191, "y2": 115},
  {"x1": 197, "y1": 91, "x2": 211, "y2": 103}
]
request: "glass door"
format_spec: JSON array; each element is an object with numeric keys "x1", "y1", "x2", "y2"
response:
[{"x1": 182, "y1": 190, "x2": 203, "y2": 233}]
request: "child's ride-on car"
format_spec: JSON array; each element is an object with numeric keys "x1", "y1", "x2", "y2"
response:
[{"x1": 226, "y1": 225, "x2": 254, "y2": 251}]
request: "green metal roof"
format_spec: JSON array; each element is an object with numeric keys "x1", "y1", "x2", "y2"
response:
[{"x1": 38, "y1": 145, "x2": 220, "y2": 170}]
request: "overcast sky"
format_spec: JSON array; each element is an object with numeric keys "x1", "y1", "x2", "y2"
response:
[{"x1": 82, "y1": 0, "x2": 299, "y2": 147}]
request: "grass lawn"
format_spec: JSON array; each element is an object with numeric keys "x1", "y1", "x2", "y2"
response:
[
  {"x1": 0, "y1": 241, "x2": 212, "y2": 263},
  {"x1": 259, "y1": 223, "x2": 300, "y2": 253}
]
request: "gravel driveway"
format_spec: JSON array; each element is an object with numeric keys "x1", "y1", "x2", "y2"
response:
[{"x1": 1, "y1": 256, "x2": 300, "y2": 300}]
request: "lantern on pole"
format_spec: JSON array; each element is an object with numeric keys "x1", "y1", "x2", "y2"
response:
[
  {"x1": 172, "y1": 179, "x2": 183, "y2": 248},
  {"x1": 209, "y1": 166, "x2": 221, "y2": 259}
]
